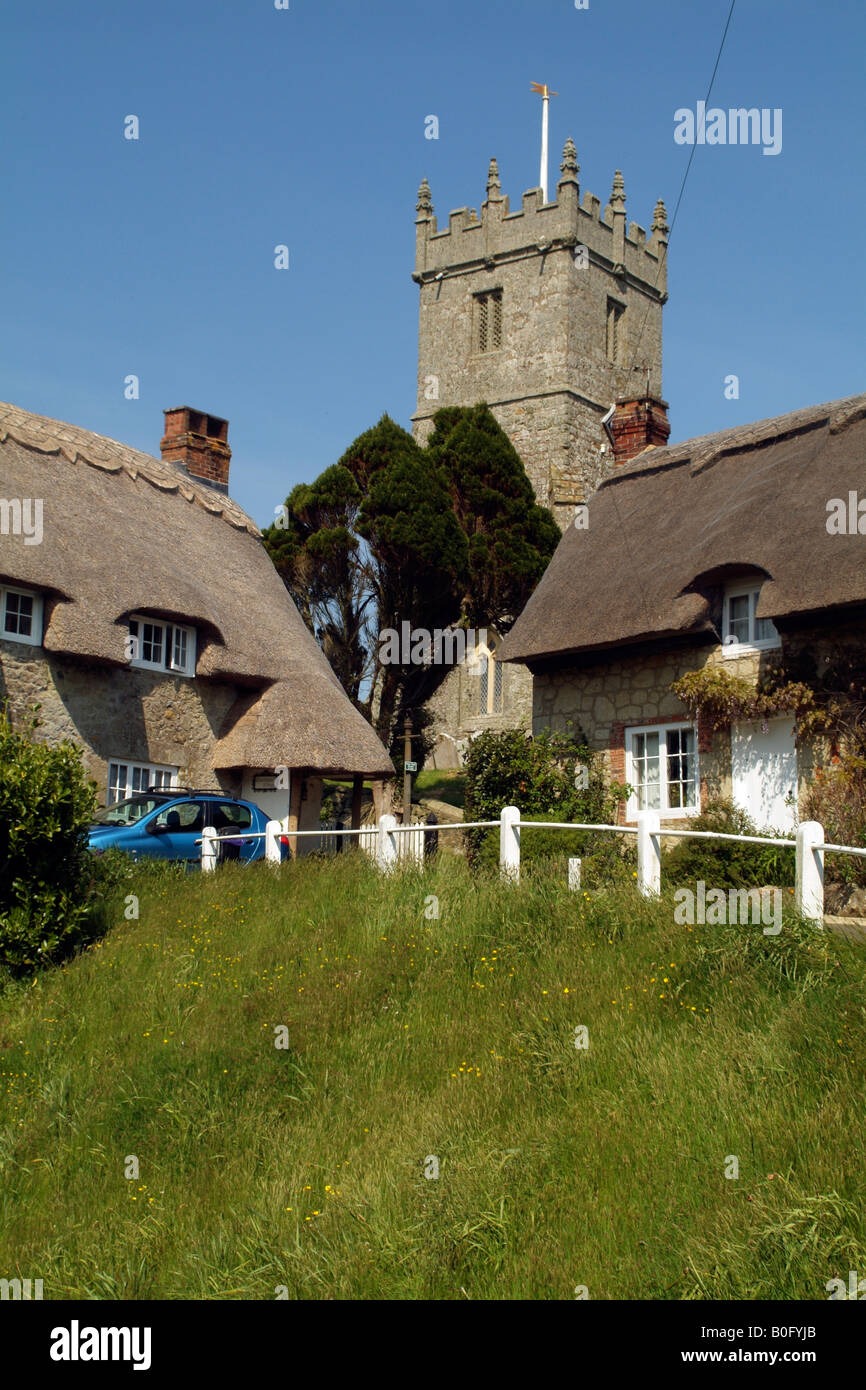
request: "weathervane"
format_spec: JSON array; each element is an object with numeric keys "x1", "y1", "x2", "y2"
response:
[{"x1": 530, "y1": 81, "x2": 558, "y2": 203}]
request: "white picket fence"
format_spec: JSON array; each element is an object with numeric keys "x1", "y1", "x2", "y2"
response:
[
  {"x1": 198, "y1": 807, "x2": 866, "y2": 927},
  {"x1": 356, "y1": 821, "x2": 425, "y2": 865}
]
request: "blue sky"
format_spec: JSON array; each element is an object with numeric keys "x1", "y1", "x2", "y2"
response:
[{"x1": 2, "y1": 0, "x2": 863, "y2": 529}]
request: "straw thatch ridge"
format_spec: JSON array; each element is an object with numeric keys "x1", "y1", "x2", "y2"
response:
[
  {"x1": 500, "y1": 393, "x2": 866, "y2": 666},
  {"x1": 0, "y1": 402, "x2": 258, "y2": 534},
  {"x1": 0, "y1": 401, "x2": 393, "y2": 777}
]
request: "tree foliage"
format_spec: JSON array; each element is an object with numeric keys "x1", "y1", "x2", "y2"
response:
[
  {"x1": 427, "y1": 404, "x2": 561, "y2": 628},
  {"x1": 263, "y1": 407, "x2": 561, "y2": 754},
  {"x1": 262, "y1": 465, "x2": 371, "y2": 704}
]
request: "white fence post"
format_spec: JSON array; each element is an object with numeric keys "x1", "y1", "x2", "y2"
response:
[
  {"x1": 201, "y1": 825, "x2": 218, "y2": 873},
  {"x1": 265, "y1": 819, "x2": 282, "y2": 864},
  {"x1": 500, "y1": 806, "x2": 520, "y2": 884},
  {"x1": 377, "y1": 813, "x2": 398, "y2": 875},
  {"x1": 795, "y1": 820, "x2": 824, "y2": 925},
  {"x1": 568, "y1": 857, "x2": 581, "y2": 892},
  {"x1": 409, "y1": 823, "x2": 424, "y2": 866},
  {"x1": 636, "y1": 810, "x2": 661, "y2": 898}
]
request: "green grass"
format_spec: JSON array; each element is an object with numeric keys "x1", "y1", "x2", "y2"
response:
[
  {"x1": 1, "y1": 854, "x2": 865, "y2": 1300},
  {"x1": 414, "y1": 769, "x2": 466, "y2": 809}
]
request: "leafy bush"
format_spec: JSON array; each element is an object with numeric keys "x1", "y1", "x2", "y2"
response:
[
  {"x1": 663, "y1": 799, "x2": 795, "y2": 889},
  {"x1": 464, "y1": 727, "x2": 629, "y2": 871},
  {"x1": 803, "y1": 757, "x2": 866, "y2": 887},
  {"x1": 0, "y1": 708, "x2": 110, "y2": 976}
]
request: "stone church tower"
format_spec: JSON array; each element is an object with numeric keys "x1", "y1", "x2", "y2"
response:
[{"x1": 411, "y1": 139, "x2": 669, "y2": 529}]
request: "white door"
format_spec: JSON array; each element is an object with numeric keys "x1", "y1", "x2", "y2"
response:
[{"x1": 731, "y1": 717, "x2": 798, "y2": 832}]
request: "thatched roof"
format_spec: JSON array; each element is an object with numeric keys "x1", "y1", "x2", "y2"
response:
[
  {"x1": 501, "y1": 393, "x2": 866, "y2": 666},
  {"x1": 0, "y1": 401, "x2": 393, "y2": 776}
]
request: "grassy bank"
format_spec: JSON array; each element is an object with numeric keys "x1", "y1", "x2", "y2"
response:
[
  {"x1": 1, "y1": 854, "x2": 864, "y2": 1300},
  {"x1": 414, "y1": 769, "x2": 466, "y2": 808}
]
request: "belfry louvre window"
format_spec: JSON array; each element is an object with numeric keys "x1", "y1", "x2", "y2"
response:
[
  {"x1": 606, "y1": 298, "x2": 625, "y2": 363},
  {"x1": 475, "y1": 289, "x2": 502, "y2": 353}
]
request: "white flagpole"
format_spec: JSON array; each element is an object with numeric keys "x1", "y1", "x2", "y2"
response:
[
  {"x1": 531, "y1": 82, "x2": 557, "y2": 204},
  {"x1": 540, "y1": 91, "x2": 549, "y2": 201}
]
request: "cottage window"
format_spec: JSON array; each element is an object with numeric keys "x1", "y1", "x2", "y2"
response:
[
  {"x1": 107, "y1": 760, "x2": 178, "y2": 804},
  {"x1": 0, "y1": 585, "x2": 42, "y2": 647},
  {"x1": 475, "y1": 290, "x2": 503, "y2": 353},
  {"x1": 625, "y1": 723, "x2": 698, "y2": 818},
  {"x1": 721, "y1": 585, "x2": 779, "y2": 654},
  {"x1": 128, "y1": 616, "x2": 196, "y2": 676}
]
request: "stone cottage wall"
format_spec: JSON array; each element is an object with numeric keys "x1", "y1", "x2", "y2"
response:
[
  {"x1": 0, "y1": 641, "x2": 238, "y2": 803},
  {"x1": 529, "y1": 638, "x2": 827, "y2": 823}
]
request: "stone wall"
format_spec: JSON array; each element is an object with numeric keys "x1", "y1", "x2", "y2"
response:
[
  {"x1": 531, "y1": 639, "x2": 800, "y2": 823},
  {"x1": 0, "y1": 641, "x2": 239, "y2": 803},
  {"x1": 425, "y1": 656, "x2": 533, "y2": 769},
  {"x1": 531, "y1": 624, "x2": 866, "y2": 823}
]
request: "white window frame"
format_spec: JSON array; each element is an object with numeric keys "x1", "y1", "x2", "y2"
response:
[
  {"x1": 128, "y1": 615, "x2": 196, "y2": 676},
  {"x1": 721, "y1": 584, "x2": 780, "y2": 656},
  {"x1": 0, "y1": 585, "x2": 43, "y2": 647},
  {"x1": 107, "y1": 760, "x2": 178, "y2": 805},
  {"x1": 625, "y1": 721, "x2": 700, "y2": 820}
]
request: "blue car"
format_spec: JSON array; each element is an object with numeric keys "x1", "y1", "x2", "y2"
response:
[{"x1": 89, "y1": 787, "x2": 288, "y2": 865}]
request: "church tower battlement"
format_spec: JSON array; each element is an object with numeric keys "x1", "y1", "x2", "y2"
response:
[{"x1": 412, "y1": 140, "x2": 669, "y2": 527}]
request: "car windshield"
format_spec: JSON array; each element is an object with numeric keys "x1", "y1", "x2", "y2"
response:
[{"x1": 93, "y1": 795, "x2": 170, "y2": 826}]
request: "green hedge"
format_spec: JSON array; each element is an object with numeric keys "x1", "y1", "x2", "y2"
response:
[
  {"x1": 464, "y1": 727, "x2": 631, "y2": 878},
  {"x1": 0, "y1": 709, "x2": 111, "y2": 976},
  {"x1": 663, "y1": 800, "x2": 795, "y2": 889}
]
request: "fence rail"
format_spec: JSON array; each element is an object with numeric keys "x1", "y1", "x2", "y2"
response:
[{"x1": 195, "y1": 808, "x2": 865, "y2": 928}]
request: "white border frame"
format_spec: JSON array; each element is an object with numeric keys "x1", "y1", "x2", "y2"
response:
[
  {"x1": 0, "y1": 585, "x2": 43, "y2": 647},
  {"x1": 721, "y1": 584, "x2": 780, "y2": 658},
  {"x1": 106, "y1": 760, "x2": 179, "y2": 804},
  {"x1": 625, "y1": 721, "x2": 701, "y2": 821},
  {"x1": 129, "y1": 615, "x2": 196, "y2": 677}
]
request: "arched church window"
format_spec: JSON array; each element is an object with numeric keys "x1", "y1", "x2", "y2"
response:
[{"x1": 475, "y1": 638, "x2": 504, "y2": 715}]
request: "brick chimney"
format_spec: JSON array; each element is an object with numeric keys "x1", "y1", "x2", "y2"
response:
[
  {"x1": 160, "y1": 407, "x2": 231, "y2": 493},
  {"x1": 607, "y1": 396, "x2": 670, "y2": 466}
]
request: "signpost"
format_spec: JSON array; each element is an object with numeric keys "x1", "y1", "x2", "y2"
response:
[{"x1": 403, "y1": 715, "x2": 413, "y2": 825}]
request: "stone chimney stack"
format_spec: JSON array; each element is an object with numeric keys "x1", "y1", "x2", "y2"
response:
[
  {"x1": 609, "y1": 396, "x2": 670, "y2": 465},
  {"x1": 160, "y1": 407, "x2": 231, "y2": 493}
]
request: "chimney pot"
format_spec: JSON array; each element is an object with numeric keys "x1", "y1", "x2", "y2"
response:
[
  {"x1": 160, "y1": 406, "x2": 231, "y2": 492},
  {"x1": 609, "y1": 396, "x2": 670, "y2": 466}
]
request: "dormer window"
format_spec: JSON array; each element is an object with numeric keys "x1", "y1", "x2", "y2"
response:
[
  {"x1": 721, "y1": 584, "x2": 779, "y2": 654},
  {"x1": 1, "y1": 585, "x2": 42, "y2": 647},
  {"x1": 128, "y1": 616, "x2": 196, "y2": 676}
]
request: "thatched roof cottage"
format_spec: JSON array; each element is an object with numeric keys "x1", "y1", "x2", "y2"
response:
[
  {"x1": 500, "y1": 393, "x2": 866, "y2": 832},
  {"x1": 0, "y1": 401, "x2": 393, "y2": 838}
]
